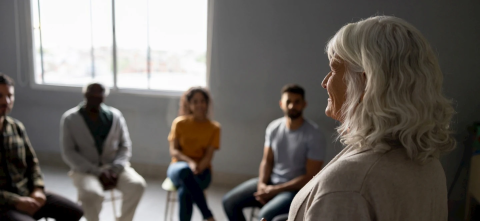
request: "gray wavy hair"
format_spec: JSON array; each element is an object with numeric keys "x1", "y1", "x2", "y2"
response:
[{"x1": 326, "y1": 16, "x2": 455, "y2": 163}]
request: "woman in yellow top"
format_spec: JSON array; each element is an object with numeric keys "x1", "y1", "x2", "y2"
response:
[{"x1": 167, "y1": 87, "x2": 220, "y2": 221}]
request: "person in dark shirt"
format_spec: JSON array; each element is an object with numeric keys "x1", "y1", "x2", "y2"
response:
[{"x1": 0, "y1": 73, "x2": 83, "y2": 221}]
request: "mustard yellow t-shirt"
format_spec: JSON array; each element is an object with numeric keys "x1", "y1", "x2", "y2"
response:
[{"x1": 168, "y1": 116, "x2": 221, "y2": 164}]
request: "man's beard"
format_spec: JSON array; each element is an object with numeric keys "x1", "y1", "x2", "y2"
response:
[
  {"x1": 287, "y1": 110, "x2": 302, "y2": 120},
  {"x1": 0, "y1": 105, "x2": 10, "y2": 116}
]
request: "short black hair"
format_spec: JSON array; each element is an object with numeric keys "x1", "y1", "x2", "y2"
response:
[
  {"x1": 83, "y1": 82, "x2": 109, "y2": 96},
  {"x1": 0, "y1": 73, "x2": 14, "y2": 86},
  {"x1": 281, "y1": 84, "x2": 305, "y2": 99}
]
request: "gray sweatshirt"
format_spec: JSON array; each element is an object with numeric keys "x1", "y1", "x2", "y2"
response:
[{"x1": 60, "y1": 105, "x2": 132, "y2": 176}]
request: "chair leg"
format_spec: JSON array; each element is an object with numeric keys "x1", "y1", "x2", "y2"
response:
[
  {"x1": 250, "y1": 207, "x2": 257, "y2": 221},
  {"x1": 169, "y1": 192, "x2": 175, "y2": 221},
  {"x1": 111, "y1": 190, "x2": 119, "y2": 221},
  {"x1": 165, "y1": 191, "x2": 170, "y2": 221}
]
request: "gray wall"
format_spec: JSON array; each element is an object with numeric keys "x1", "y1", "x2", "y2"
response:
[{"x1": 1, "y1": 0, "x2": 480, "y2": 194}]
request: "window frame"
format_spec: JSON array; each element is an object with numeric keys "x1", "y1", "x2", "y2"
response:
[{"x1": 25, "y1": 0, "x2": 214, "y2": 97}]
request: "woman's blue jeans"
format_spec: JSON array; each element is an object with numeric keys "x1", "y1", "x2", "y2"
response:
[{"x1": 167, "y1": 161, "x2": 213, "y2": 221}]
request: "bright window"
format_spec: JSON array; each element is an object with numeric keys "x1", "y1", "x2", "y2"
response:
[{"x1": 31, "y1": 0, "x2": 208, "y2": 92}]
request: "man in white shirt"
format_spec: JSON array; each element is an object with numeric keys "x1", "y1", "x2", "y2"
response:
[{"x1": 60, "y1": 83, "x2": 146, "y2": 221}]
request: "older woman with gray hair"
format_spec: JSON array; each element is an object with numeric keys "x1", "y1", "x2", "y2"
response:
[{"x1": 284, "y1": 16, "x2": 455, "y2": 221}]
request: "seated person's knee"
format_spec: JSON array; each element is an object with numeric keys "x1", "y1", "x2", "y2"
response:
[
  {"x1": 177, "y1": 164, "x2": 194, "y2": 179},
  {"x1": 222, "y1": 194, "x2": 232, "y2": 209},
  {"x1": 72, "y1": 207, "x2": 84, "y2": 220},
  {"x1": 133, "y1": 179, "x2": 147, "y2": 193}
]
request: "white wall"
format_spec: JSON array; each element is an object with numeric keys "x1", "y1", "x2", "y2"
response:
[{"x1": 1, "y1": 0, "x2": 480, "y2": 194}]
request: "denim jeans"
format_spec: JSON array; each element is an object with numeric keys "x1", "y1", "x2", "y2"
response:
[
  {"x1": 167, "y1": 161, "x2": 213, "y2": 221},
  {"x1": 223, "y1": 178, "x2": 296, "y2": 221}
]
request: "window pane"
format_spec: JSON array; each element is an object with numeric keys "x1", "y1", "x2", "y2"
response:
[
  {"x1": 36, "y1": 0, "x2": 94, "y2": 86},
  {"x1": 91, "y1": 0, "x2": 114, "y2": 87},
  {"x1": 115, "y1": 0, "x2": 149, "y2": 89},
  {"x1": 32, "y1": 0, "x2": 207, "y2": 92},
  {"x1": 33, "y1": 0, "x2": 113, "y2": 87},
  {"x1": 31, "y1": 0, "x2": 42, "y2": 84},
  {"x1": 148, "y1": 0, "x2": 207, "y2": 91}
]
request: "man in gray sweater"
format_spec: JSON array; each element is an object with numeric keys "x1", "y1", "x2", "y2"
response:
[{"x1": 60, "y1": 83, "x2": 146, "y2": 221}]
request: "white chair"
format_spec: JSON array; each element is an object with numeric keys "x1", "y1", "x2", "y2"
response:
[
  {"x1": 249, "y1": 207, "x2": 288, "y2": 221},
  {"x1": 272, "y1": 213, "x2": 289, "y2": 221},
  {"x1": 162, "y1": 177, "x2": 209, "y2": 221},
  {"x1": 249, "y1": 207, "x2": 258, "y2": 221},
  {"x1": 77, "y1": 189, "x2": 122, "y2": 221},
  {"x1": 104, "y1": 189, "x2": 122, "y2": 221}
]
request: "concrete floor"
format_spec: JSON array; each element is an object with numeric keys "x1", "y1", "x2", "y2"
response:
[{"x1": 41, "y1": 165, "x2": 244, "y2": 221}]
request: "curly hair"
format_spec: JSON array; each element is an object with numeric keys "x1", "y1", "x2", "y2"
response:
[
  {"x1": 178, "y1": 87, "x2": 211, "y2": 116},
  {"x1": 326, "y1": 16, "x2": 455, "y2": 163}
]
